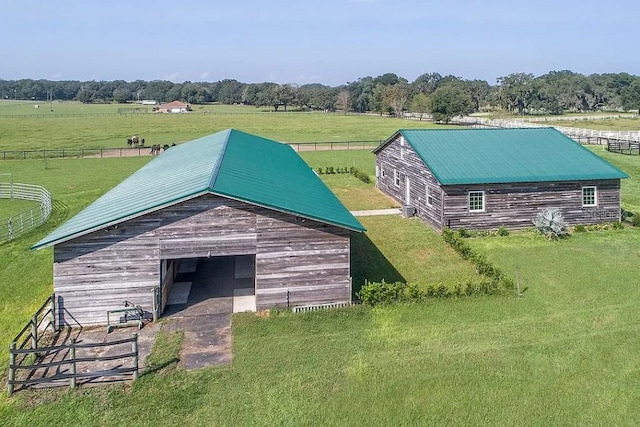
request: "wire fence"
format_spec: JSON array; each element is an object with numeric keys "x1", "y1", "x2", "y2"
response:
[{"x1": 0, "y1": 182, "x2": 52, "y2": 243}]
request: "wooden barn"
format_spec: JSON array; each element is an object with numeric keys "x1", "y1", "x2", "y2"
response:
[
  {"x1": 33, "y1": 129, "x2": 365, "y2": 326},
  {"x1": 373, "y1": 128, "x2": 628, "y2": 231}
]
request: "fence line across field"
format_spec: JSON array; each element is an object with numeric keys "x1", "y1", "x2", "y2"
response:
[
  {"x1": 0, "y1": 182, "x2": 52, "y2": 243},
  {"x1": 0, "y1": 140, "x2": 385, "y2": 160},
  {"x1": 450, "y1": 117, "x2": 640, "y2": 145}
]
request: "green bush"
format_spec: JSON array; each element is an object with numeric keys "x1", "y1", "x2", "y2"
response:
[
  {"x1": 574, "y1": 224, "x2": 586, "y2": 232},
  {"x1": 349, "y1": 166, "x2": 371, "y2": 184},
  {"x1": 496, "y1": 226, "x2": 509, "y2": 236},
  {"x1": 631, "y1": 214, "x2": 640, "y2": 227},
  {"x1": 357, "y1": 280, "x2": 422, "y2": 305},
  {"x1": 612, "y1": 221, "x2": 624, "y2": 230}
]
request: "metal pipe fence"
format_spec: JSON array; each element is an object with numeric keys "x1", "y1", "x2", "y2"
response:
[{"x1": 0, "y1": 182, "x2": 52, "y2": 243}]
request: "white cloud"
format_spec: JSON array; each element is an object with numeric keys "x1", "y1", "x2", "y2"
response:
[
  {"x1": 162, "y1": 72, "x2": 181, "y2": 82},
  {"x1": 198, "y1": 71, "x2": 211, "y2": 80}
]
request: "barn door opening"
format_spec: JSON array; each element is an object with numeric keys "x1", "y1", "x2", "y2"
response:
[{"x1": 160, "y1": 254, "x2": 256, "y2": 317}]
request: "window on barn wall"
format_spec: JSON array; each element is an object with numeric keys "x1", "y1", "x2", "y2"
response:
[
  {"x1": 468, "y1": 191, "x2": 485, "y2": 212},
  {"x1": 381, "y1": 167, "x2": 385, "y2": 178},
  {"x1": 582, "y1": 186, "x2": 597, "y2": 207},
  {"x1": 426, "y1": 186, "x2": 434, "y2": 207},
  {"x1": 394, "y1": 170, "x2": 401, "y2": 187}
]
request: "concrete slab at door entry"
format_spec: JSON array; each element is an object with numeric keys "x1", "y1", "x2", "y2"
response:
[{"x1": 233, "y1": 288, "x2": 256, "y2": 313}]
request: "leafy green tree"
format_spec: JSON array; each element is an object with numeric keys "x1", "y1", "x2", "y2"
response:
[
  {"x1": 112, "y1": 87, "x2": 131, "y2": 103},
  {"x1": 409, "y1": 92, "x2": 430, "y2": 120},
  {"x1": 412, "y1": 72, "x2": 442, "y2": 95},
  {"x1": 384, "y1": 83, "x2": 409, "y2": 116},
  {"x1": 496, "y1": 73, "x2": 535, "y2": 114},
  {"x1": 336, "y1": 90, "x2": 351, "y2": 113},
  {"x1": 428, "y1": 84, "x2": 473, "y2": 123},
  {"x1": 621, "y1": 79, "x2": 640, "y2": 113},
  {"x1": 464, "y1": 79, "x2": 490, "y2": 112}
]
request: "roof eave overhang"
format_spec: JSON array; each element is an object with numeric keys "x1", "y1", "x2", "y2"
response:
[
  {"x1": 372, "y1": 130, "x2": 403, "y2": 154},
  {"x1": 31, "y1": 190, "x2": 209, "y2": 250}
]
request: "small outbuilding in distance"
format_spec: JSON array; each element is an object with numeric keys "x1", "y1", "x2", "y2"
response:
[
  {"x1": 373, "y1": 127, "x2": 628, "y2": 231},
  {"x1": 33, "y1": 129, "x2": 365, "y2": 326}
]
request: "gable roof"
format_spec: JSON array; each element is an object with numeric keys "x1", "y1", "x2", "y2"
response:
[
  {"x1": 374, "y1": 128, "x2": 628, "y2": 185},
  {"x1": 33, "y1": 129, "x2": 364, "y2": 250},
  {"x1": 158, "y1": 100, "x2": 190, "y2": 109}
]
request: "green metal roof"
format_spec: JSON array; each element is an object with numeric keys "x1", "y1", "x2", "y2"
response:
[
  {"x1": 33, "y1": 129, "x2": 364, "y2": 249},
  {"x1": 378, "y1": 128, "x2": 628, "y2": 185}
]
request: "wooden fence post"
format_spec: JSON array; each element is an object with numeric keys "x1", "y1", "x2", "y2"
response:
[
  {"x1": 8, "y1": 342, "x2": 16, "y2": 396},
  {"x1": 132, "y1": 333, "x2": 139, "y2": 380},
  {"x1": 70, "y1": 338, "x2": 77, "y2": 389}
]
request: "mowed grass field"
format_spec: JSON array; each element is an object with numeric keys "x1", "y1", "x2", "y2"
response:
[
  {"x1": 2, "y1": 115, "x2": 640, "y2": 424},
  {"x1": 0, "y1": 100, "x2": 447, "y2": 151}
]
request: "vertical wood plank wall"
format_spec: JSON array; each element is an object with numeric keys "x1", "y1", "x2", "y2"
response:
[
  {"x1": 53, "y1": 194, "x2": 351, "y2": 326},
  {"x1": 375, "y1": 134, "x2": 622, "y2": 231}
]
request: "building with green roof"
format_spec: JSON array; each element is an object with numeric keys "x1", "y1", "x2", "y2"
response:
[
  {"x1": 373, "y1": 127, "x2": 628, "y2": 231},
  {"x1": 36, "y1": 129, "x2": 364, "y2": 326}
]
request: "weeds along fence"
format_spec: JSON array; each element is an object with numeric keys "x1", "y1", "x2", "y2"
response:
[
  {"x1": 8, "y1": 294, "x2": 139, "y2": 395},
  {"x1": 0, "y1": 182, "x2": 52, "y2": 243},
  {"x1": 0, "y1": 140, "x2": 383, "y2": 161}
]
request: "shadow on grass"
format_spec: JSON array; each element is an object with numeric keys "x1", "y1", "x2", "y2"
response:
[{"x1": 351, "y1": 232, "x2": 405, "y2": 296}]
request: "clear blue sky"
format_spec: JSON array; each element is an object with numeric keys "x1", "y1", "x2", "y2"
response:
[{"x1": 1, "y1": 0, "x2": 638, "y2": 86}]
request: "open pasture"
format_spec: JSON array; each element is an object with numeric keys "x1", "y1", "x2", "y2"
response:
[
  {"x1": 0, "y1": 101, "x2": 447, "y2": 151},
  {"x1": 2, "y1": 130, "x2": 640, "y2": 424}
]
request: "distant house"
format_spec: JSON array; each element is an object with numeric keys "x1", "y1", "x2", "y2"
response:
[
  {"x1": 373, "y1": 128, "x2": 628, "y2": 231},
  {"x1": 156, "y1": 100, "x2": 191, "y2": 113},
  {"x1": 33, "y1": 129, "x2": 364, "y2": 326},
  {"x1": 141, "y1": 99, "x2": 158, "y2": 105}
]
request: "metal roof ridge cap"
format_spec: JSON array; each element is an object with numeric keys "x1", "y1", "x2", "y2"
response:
[{"x1": 207, "y1": 128, "x2": 233, "y2": 190}]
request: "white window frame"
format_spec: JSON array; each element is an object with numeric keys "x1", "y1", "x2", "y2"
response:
[
  {"x1": 582, "y1": 186, "x2": 597, "y2": 207},
  {"x1": 394, "y1": 170, "x2": 401, "y2": 187},
  {"x1": 381, "y1": 167, "x2": 385, "y2": 178},
  {"x1": 426, "y1": 186, "x2": 434, "y2": 207},
  {"x1": 468, "y1": 191, "x2": 485, "y2": 212}
]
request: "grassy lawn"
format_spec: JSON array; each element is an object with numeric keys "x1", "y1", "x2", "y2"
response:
[
  {"x1": 0, "y1": 102, "x2": 450, "y2": 151},
  {"x1": 3, "y1": 139, "x2": 640, "y2": 424},
  {"x1": 0, "y1": 199, "x2": 40, "y2": 219},
  {"x1": 551, "y1": 118, "x2": 640, "y2": 131},
  {"x1": 5, "y1": 224, "x2": 640, "y2": 425},
  {"x1": 586, "y1": 145, "x2": 640, "y2": 213}
]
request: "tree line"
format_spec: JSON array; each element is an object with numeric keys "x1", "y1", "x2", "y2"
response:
[{"x1": 1, "y1": 70, "x2": 639, "y2": 120}]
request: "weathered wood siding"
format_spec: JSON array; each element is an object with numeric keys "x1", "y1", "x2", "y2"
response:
[
  {"x1": 375, "y1": 134, "x2": 623, "y2": 231},
  {"x1": 442, "y1": 180, "x2": 622, "y2": 230},
  {"x1": 255, "y1": 212, "x2": 350, "y2": 310},
  {"x1": 376, "y1": 134, "x2": 443, "y2": 229},
  {"x1": 54, "y1": 194, "x2": 351, "y2": 326}
]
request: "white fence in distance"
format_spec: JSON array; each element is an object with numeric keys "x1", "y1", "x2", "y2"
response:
[
  {"x1": 0, "y1": 182, "x2": 52, "y2": 243},
  {"x1": 452, "y1": 117, "x2": 640, "y2": 144}
]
